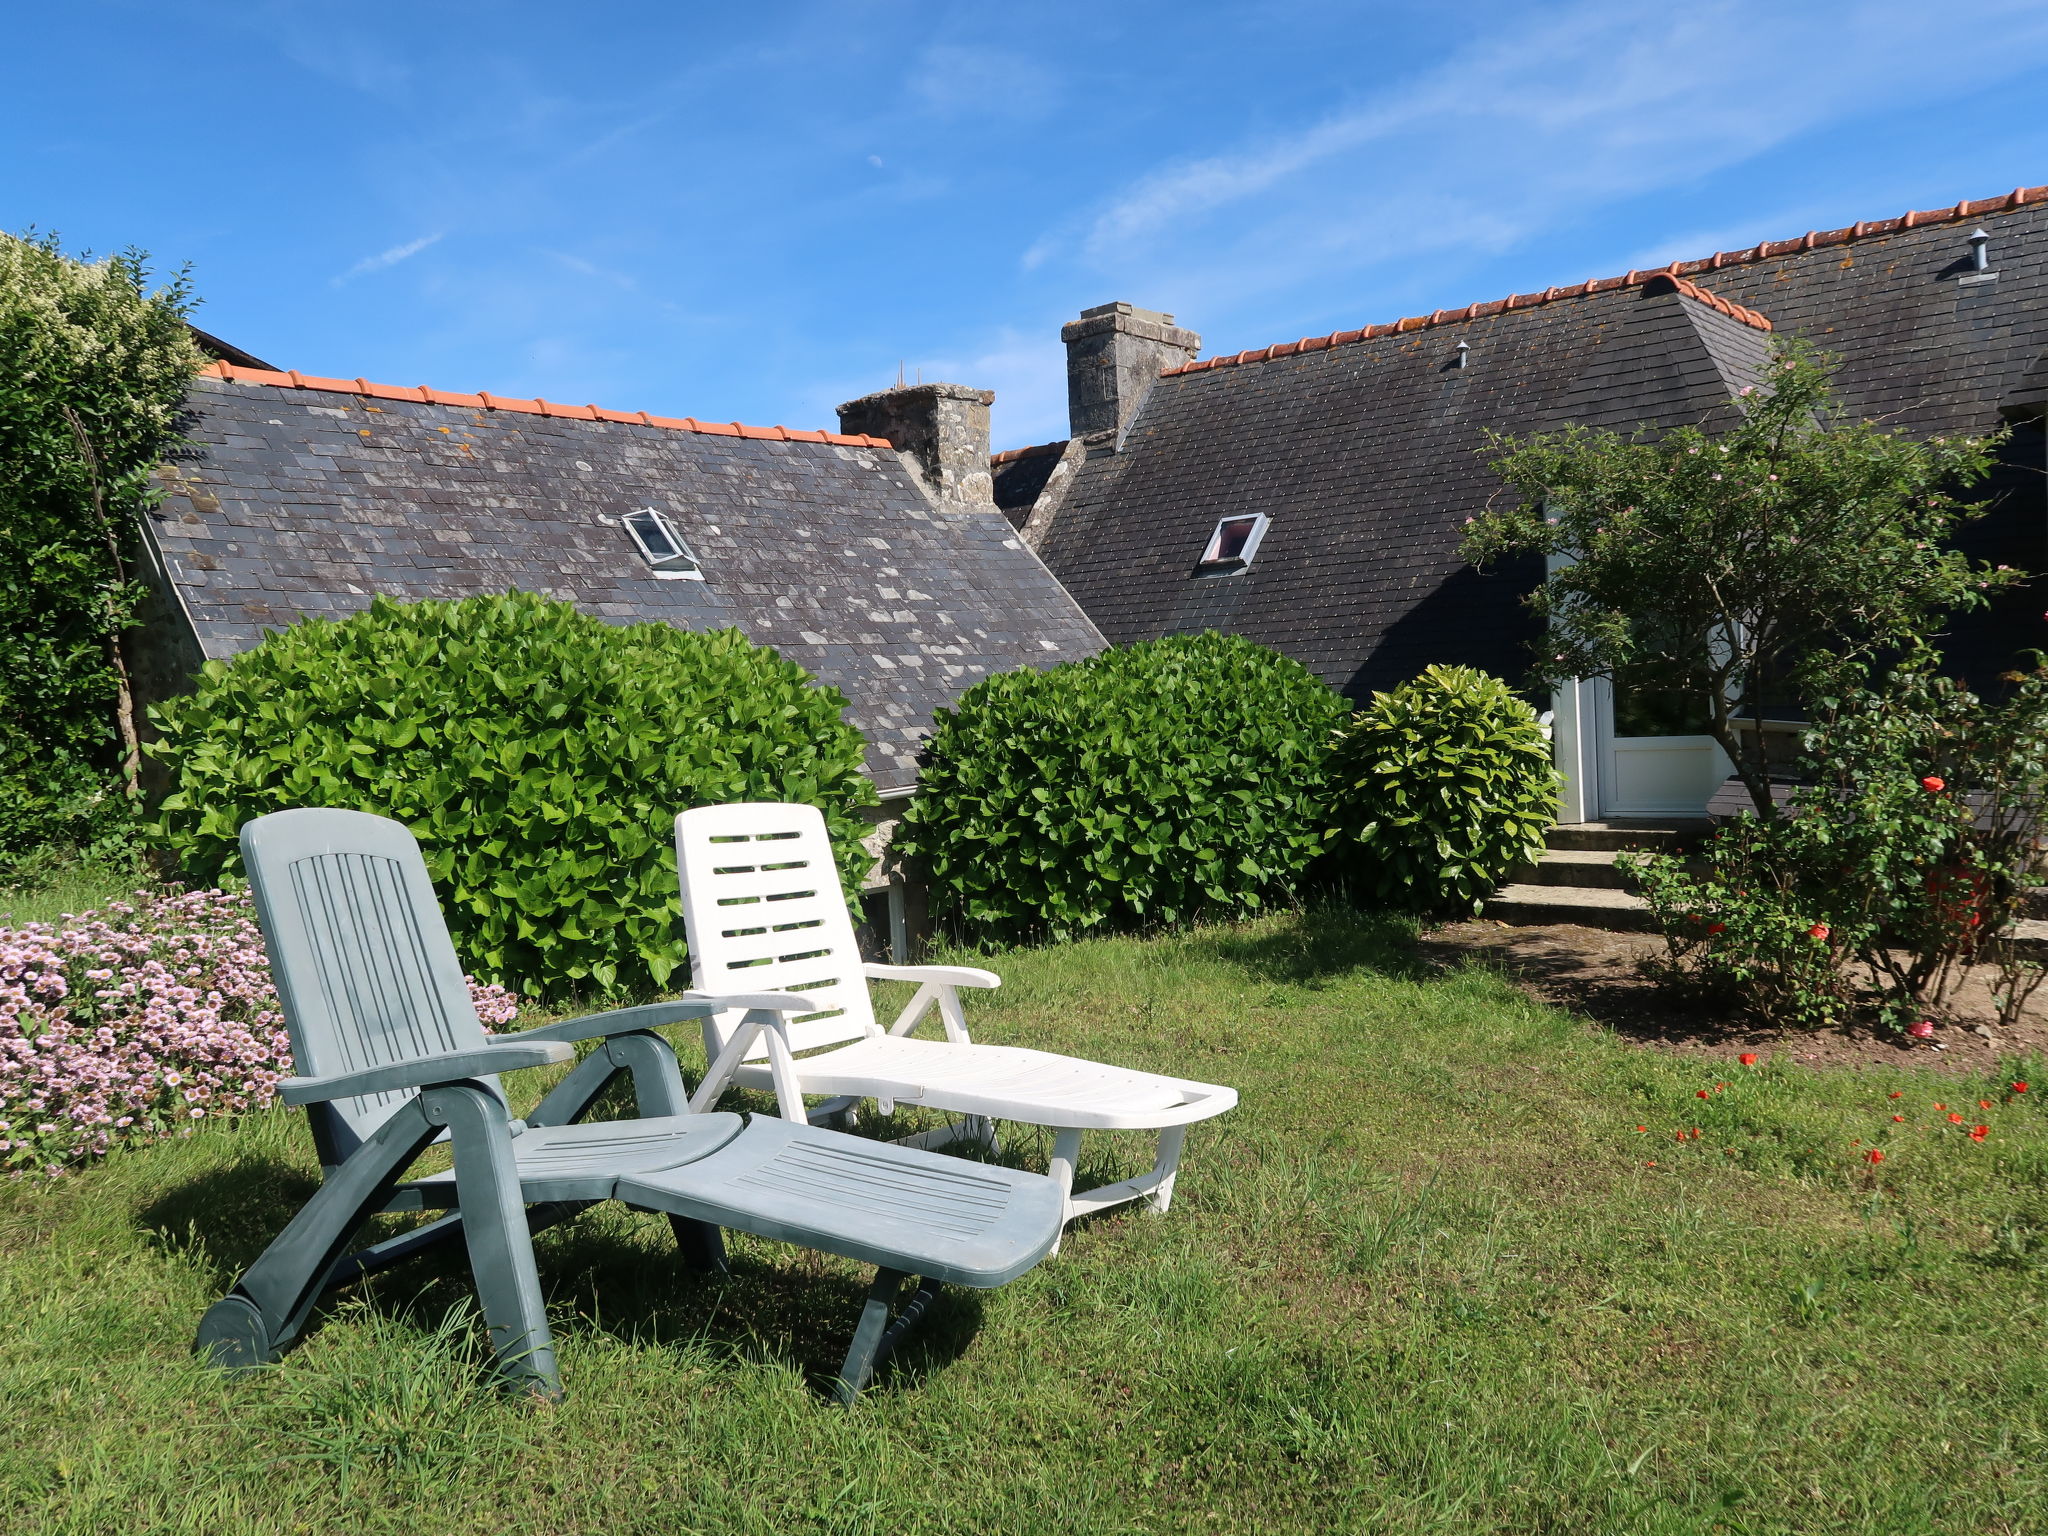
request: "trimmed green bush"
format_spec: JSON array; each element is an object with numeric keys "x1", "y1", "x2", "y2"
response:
[
  {"x1": 1323, "y1": 665, "x2": 1558, "y2": 915},
  {"x1": 898, "y1": 632, "x2": 1343, "y2": 943},
  {"x1": 147, "y1": 592, "x2": 876, "y2": 997}
]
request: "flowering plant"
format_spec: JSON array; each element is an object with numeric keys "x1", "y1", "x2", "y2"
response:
[
  {"x1": 0, "y1": 888, "x2": 518, "y2": 1176},
  {"x1": 1628, "y1": 649, "x2": 2048, "y2": 1029}
]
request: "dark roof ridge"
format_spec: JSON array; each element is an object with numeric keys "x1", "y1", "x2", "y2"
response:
[
  {"x1": 989, "y1": 439, "x2": 1068, "y2": 465},
  {"x1": 1164, "y1": 183, "x2": 2045, "y2": 379},
  {"x1": 197, "y1": 360, "x2": 894, "y2": 448}
]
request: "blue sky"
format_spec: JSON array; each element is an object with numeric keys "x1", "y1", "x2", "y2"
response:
[{"x1": 8, "y1": 0, "x2": 2048, "y2": 447}]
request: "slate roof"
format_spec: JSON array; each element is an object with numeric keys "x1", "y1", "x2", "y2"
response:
[
  {"x1": 1032, "y1": 188, "x2": 2048, "y2": 701},
  {"x1": 990, "y1": 440, "x2": 1066, "y2": 527},
  {"x1": 141, "y1": 372, "x2": 1103, "y2": 792}
]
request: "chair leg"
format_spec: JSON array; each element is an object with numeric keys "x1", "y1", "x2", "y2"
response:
[
  {"x1": 1046, "y1": 1128, "x2": 1083, "y2": 1255},
  {"x1": 425, "y1": 1084, "x2": 561, "y2": 1400},
  {"x1": 1145, "y1": 1126, "x2": 1189, "y2": 1214},
  {"x1": 196, "y1": 1099, "x2": 442, "y2": 1373},
  {"x1": 832, "y1": 1268, "x2": 907, "y2": 1406},
  {"x1": 669, "y1": 1215, "x2": 728, "y2": 1275}
]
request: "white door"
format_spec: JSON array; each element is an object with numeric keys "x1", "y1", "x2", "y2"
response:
[
  {"x1": 1593, "y1": 677, "x2": 1728, "y2": 817},
  {"x1": 1551, "y1": 676, "x2": 1729, "y2": 820}
]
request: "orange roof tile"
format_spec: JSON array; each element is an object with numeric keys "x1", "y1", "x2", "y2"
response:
[
  {"x1": 197, "y1": 361, "x2": 893, "y2": 449},
  {"x1": 1162, "y1": 184, "x2": 2046, "y2": 378}
]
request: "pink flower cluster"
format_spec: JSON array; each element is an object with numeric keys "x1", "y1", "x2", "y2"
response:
[{"x1": 0, "y1": 889, "x2": 521, "y2": 1177}]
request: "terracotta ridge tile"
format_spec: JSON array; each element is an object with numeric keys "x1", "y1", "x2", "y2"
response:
[
  {"x1": 201, "y1": 362, "x2": 873, "y2": 444},
  {"x1": 1157, "y1": 182, "x2": 2042, "y2": 377}
]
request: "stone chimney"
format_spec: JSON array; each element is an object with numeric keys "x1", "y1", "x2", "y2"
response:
[
  {"x1": 836, "y1": 382, "x2": 996, "y2": 513},
  {"x1": 1062, "y1": 302, "x2": 1200, "y2": 439}
]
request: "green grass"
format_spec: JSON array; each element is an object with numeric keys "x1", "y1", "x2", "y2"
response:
[
  {"x1": 3, "y1": 909, "x2": 2045, "y2": 1535},
  {"x1": 0, "y1": 859, "x2": 151, "y2": 928}
]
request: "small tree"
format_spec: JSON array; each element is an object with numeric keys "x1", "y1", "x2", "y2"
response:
[
  {"x1": 1461, "y1": 340, "x2": 2014, "y2": 816},
  {"x1": 0, "y1": 232, "x2": 201, "y2": 858}
]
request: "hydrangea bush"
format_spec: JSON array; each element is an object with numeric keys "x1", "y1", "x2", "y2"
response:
[{"x1": 0, "y1": 888, "x2": 518, "y2": 1176}]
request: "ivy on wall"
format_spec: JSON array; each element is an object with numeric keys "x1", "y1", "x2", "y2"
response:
[{"x1": 0, "y1": 232, "x2": 202, "y2": 859}]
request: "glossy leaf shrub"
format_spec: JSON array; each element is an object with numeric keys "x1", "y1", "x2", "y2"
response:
[
  {"x1": 1323, "y1": 665, "x2": 1559, "y2": 916},
  {"x1": 899, "y1": 633, "x2": 1343, "y2": 943},
  {"x1": 148, "y1": 593, "x2": 876, "y2": 998}
]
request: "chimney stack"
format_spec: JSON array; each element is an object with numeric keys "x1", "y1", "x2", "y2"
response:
[
  {"x1": 1062, "y1": 302, "x2": 1200, "y2": 439},
  {"x1": 836, "y1": 382, "x2": 997, "y2": 513}
]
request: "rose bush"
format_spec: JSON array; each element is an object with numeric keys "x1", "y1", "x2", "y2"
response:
[{"x1": 0, "y1": 888, "x2": 517, "y2": 1175}]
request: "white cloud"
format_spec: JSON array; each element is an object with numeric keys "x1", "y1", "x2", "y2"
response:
[
  {"x1": 1044, "y1": 0, "x2": 2048, "y2": 315},
  {"x1": 332, "y1": 232, "x2": 445, "y2": 286}
]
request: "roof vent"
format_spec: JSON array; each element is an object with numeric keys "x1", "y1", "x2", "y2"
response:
[
  {"x1": 1960, "y1": 227, "x2": 1998, "y2": 286},
  {"x1": 1454, "y1": 341, "x2": 1471, "y2": 369}
]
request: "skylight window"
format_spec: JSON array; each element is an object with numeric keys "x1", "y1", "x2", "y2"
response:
[
  {"x1": 1197, "y1": 513, "x2": 1268, "y2": 573},
  {"x1": 622, "y1": 508, "x2": 702, "y2": 580}
]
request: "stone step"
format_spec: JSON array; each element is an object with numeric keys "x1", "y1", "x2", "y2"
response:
[
  {"x1": 1483, "y1": 883, "x2": 1658, "y2": 931},
  {"x1": 1483, "y1": 890, "x2": 2048, "y2": 949},
  {"x1": 1546, "y1": 820, "x2": 1711, "y2": 854},
  {"x1": 1510, "y1": 850, "x2": 1636, "y2": 890}
]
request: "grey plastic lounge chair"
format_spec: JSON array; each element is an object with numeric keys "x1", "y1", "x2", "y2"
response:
[{"x1": 194, "y1": 808, "x2": 1063, "y2": 1403}]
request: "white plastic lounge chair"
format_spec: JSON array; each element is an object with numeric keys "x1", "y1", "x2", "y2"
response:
[
  {"x1": 195, "y1": 808, "x2": 1063, "y2": 1403},
  {"x1": 675, "y1": 802, "x2": 1238, "y2": 1233}
]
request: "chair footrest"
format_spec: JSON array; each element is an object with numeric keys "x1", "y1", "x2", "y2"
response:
[{"x1": 617, "y1": 1116, "x2": 1062, "y2": 1288}]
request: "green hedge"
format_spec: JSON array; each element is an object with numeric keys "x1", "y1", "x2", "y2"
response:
[
  {"x1": 898, "y1": 633, "x2": 1343, "y2": 942},
  {"x1": 147, "y1": 592, "x2": 876, "y2": 997},
  {"x1": 1323, "y1": 664, "x2": 1558, "y2": 915}
]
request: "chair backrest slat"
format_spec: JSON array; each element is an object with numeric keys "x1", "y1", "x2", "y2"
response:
[
  {"x1": 242, "y1": 809, "x2": 499, "y2": 1161},
  {"x1": 676, "y1": 803, "x2": 875, "y2": 1054}
]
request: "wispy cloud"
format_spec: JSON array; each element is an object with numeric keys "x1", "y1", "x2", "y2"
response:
[
  {"x1": 332, "y1": 232, "x2": 445, "y2": 286},
  {"x1": 908, "y1": 43, "x2": 1059, "y2": 120},
  {"x1": 1039, "y1": 0, "x2": 2048, "y2": 317}
]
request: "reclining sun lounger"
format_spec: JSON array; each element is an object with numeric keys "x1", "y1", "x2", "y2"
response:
[
  {"x1": 194, "y1": 808, "x2": 1063, "y2": 1402},
  {"x1": 676, "y1": 802, "x2": 1238, "y2": 1237}
]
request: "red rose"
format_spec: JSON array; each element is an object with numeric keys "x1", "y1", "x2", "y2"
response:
[
  {"x1": 1908, "y1": 1020, "x2": 1936, "y2": 1039},
  {"x1": 1892, "y1": 1114, "x2": 1905, "y2": 1122},
  {"x1": 2013, "y1": 1082, "x2": 2029, "y2": 1094},
  {"x1": 1707, "y1": 922, "x2": 1727, "y2": 935},
  {"x1": 1921, "y1": 776, "x2": 1946, "y2": 793},
  {"x1": 1738, "y1": 1052, "x2": 1757, "y2": 1066},
  {"x1": 1948, "y1": 1112, "x2": 1964, "y2": 1124},
  {"x1": 1807, "y1": 923, "x2": 1830, "y2": 940},
  {"x1": 1865, "y1": 1149, "x2": 1884, "y2": 1165},
  {"x1": 1697, "y1": 1089, "x2": 1710, "y2": 1098},
  {"x1": 1970, "y1": 1125, "x2": 1989, "y2": 1141}
]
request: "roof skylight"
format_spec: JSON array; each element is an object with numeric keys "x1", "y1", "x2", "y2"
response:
[
  {"x1": 622, "y1": 508, "x2": 703, "y2": 580},
  {"x1": 1197, "y1": 513, "x2": 1268, "y2": 573}
]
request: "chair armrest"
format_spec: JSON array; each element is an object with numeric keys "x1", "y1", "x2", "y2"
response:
[
  {"x1": 862, "y1": 963, "x2": 1001, "y2": 990},
  {"x1": 502, "y1": 992, "x2": 813, "y2": 1045},
  {"x1": 278, "y1": 1041, "x2": 575, "y2": 1106}
]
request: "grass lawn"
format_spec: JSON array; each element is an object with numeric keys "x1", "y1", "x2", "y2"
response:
[
  {"x1": 0, "y1": 861, "x2": 151, "y2": 929},
  {"x1": 2, "y1": 909, "x2": 2044, "y2": 1535}
]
